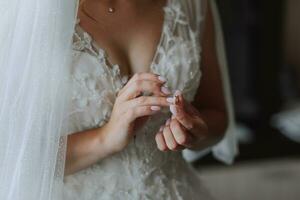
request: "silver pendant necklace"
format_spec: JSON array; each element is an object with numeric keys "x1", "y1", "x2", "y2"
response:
[
  {"x1": 108, "y1": 7, "x2": 115, "y2": 13},
  {"x1": 82, "y1": 1, "x2": 115, "y2": 16}
]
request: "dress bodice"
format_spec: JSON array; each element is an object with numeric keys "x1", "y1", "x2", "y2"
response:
[
  {"x1": 63, "y1": 1, "x2": 212, "y2": 199},
  {"x1": 68, "y1": 0, "x2": 203, "y2": 133}
]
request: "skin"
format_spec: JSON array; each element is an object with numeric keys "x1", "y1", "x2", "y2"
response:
[{"x1": 65, "y1": 0, "x2": 227, "y2": 175}]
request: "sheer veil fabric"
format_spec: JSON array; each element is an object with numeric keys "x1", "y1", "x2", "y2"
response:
[
  {"x1": 0, "y1": 0, "x2": 236, "y2": 199},
  {"x1": 0, "y1": 0, "x2": 78, "y2": 199},
  {"x1": 211, "y1": 0, "x2": 238, "y2": 164}
]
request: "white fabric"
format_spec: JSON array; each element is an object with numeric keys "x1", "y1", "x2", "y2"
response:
[
  {"x1": 0, "y1": 0, "x2": 78, "y2": 199},
  {"x1": 183, "y1": 0, "x2": 238, "y2": 164},
  {"x1": 271, "y1": 102, "x2": 300, "y2": 143},
  {"x1": 63, "y1": 0, "x2": 235, "y2": 199}
]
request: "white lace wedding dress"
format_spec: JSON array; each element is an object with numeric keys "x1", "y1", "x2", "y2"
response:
[{"x1": 63, "y1": 0, "x2": 217, "y2": 199}]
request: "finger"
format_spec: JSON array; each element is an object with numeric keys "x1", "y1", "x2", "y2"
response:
[
  {"x1": 127, "y1": 72, "x2": 167, "y2": 86},
  {"x1": 169, "y1": 91, "x2": 194, "y2": 130},
  {"x1": 170, "y1": 104, "x2": 194, "y2": 130},
  {"x1": 127, "y1": 96, "x2": 172, "y2": 108},
  {"x1": 169, "y1": 119, "x2": 192, "y2": 147},
  {"x1": 155, "y1": 127, "x2": 168, "y2": 151},
  {"x1": 162, "y1": 125, "x2": 181, "y2": 151},
  {"x1": 125, "y1": 105, "x2": 161, "y2": 122},
  {"x1": 118, "y1": 80, "x2": 172, "y2": 102},
  {"x1": 165, "y1": 118, "x2": 171, "y2": 126},
  {"x1": 118, "y1": 72, "x2": 167, "y2": 97}
]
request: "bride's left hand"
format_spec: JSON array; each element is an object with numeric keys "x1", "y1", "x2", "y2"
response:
[{"x1": 155, "y1": 90, "x2": 208, "y2": 151}]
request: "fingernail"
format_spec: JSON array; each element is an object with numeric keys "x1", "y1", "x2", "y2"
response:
[
  {"x1": 170, "y1": 105, "x2": 177, "y2": 116},
  {"x1": 159, "y1": 126, "x2": 164, "y2": 132},
  {"x1": 161, "y1": 87, "x2": 171, "y2": 95},
  {"x1": 171, "y1": 115, "x2": 176, "y2": 119},
  {"x1": 166, "y1": 119, "x2": 171, "y2": 125},
  {"x1": 151, "y1": 106, "x2": 161, "y2": 111},
  {"x1": 175, "y1": 90, "x2": 182, "y2": 96},
  {"x1": 166, "y1": 97, "x2": 174, "y2": 104},
  {"x1": 158, "y1": 76, "x2": 167, "y2": 82}
]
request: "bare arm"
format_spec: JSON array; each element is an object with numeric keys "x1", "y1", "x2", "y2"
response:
[
  {"x1": 65, "y1": 126, "x2": 111, "y2": 175},
  {"x1": 190, "y1": 1, "x2": 228, "y2": 150}
]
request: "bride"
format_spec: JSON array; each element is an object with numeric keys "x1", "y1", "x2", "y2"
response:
[{"x1": 0, "y1": 0, "x2": 237, "y2": 199}]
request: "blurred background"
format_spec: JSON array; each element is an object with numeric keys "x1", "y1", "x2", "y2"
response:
[{"x1": 195, "y1": 1, "x2": 300, "y2": 199}]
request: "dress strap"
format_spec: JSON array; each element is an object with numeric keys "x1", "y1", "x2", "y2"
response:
[{"x1": 181, "y1": 0, "x2": 207, "y2": 36}]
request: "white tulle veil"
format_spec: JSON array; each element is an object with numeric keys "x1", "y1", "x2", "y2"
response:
[{"x1": 0, "y1": 0, "x2": 78, "y2": 199}]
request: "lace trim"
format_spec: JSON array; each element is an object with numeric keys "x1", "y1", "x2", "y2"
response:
[
  {"x1": 150, "y1": 0, "x2": 187, "y2": 72},
  {"x1": 151, "y1": 1, "x2": 203, "y2": 101},
  {"x1": 73, "y1": 20, "x2": 128, "y2": 93}
]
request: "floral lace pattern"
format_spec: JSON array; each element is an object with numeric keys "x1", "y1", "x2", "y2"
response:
[{"x1": 63, "y1": 0, "x2": 212, "y2": 199}]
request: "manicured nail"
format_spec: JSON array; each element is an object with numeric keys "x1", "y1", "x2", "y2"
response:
[
  {"x1": 166, "y1": 119, "x2": 171, "y2": 125},
  {"x1": 159, "y1": 126, "x2": 164, "y2": 132},
  {"x1": 166, "y1": 97, "x2": 174, "y2": 104},
  {"x1": 170, "y1": 105, "x2": 177, "y2": 115},
  {"x1": 175, "y1": 90, "x2": 182, "y2": 96},
  {"x1": 158, "y1": 76, "x2": 167, "y2": 82},
  {"x1": 151, "y1": 106, "x2": 161, "y2": 111},
  {"x1": 161, "y1": 87, "x2": 171, "y2": 95}
]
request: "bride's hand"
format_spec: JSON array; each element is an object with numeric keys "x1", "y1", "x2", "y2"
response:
[
  {"x1": 101, "y1": 72, "x2": 172, "y2": 154},
  {"x1": 155, "y1": 90, "x2": 209, "y2": 151}
]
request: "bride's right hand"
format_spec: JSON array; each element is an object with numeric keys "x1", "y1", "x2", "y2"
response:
[{"x1": 100, "y1": 72, "x2": 173, "y2": 154}]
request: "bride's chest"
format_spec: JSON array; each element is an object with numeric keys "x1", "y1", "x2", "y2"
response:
[
  {"x1": 77, "y1": 1, "x2": 166, "y2": 77},
  {"x1": 68, "y1": 1, "x2": 202, "y2": 132}
]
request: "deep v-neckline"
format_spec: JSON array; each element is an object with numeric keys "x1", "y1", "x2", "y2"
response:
[{"x1": 76, "y1": 0, "x2": 172, "y2": 82}]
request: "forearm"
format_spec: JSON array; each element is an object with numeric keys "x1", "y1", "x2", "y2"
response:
[
  {"x1": 65, "y1": 125, "x2": 112, "y2": 176},
  {"x1": 188, "y1": 108, "x2": 227, "y2": 151},
  {"x1": 188, "y1": 0, "x2": 228, "y2": 151}
]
